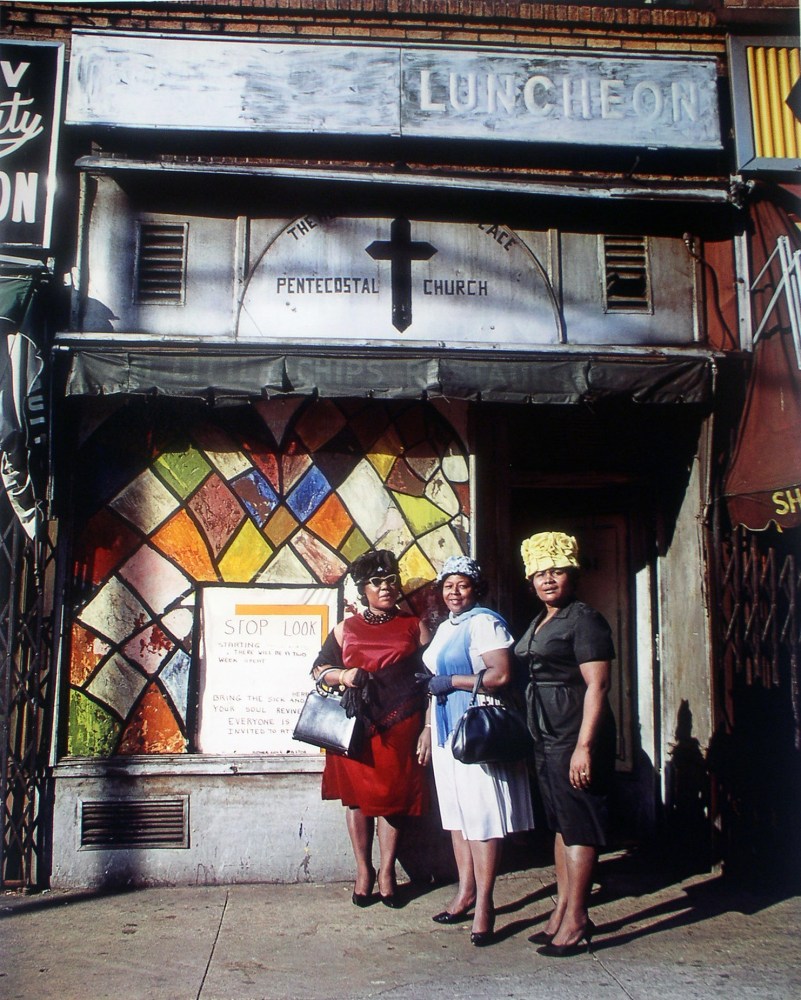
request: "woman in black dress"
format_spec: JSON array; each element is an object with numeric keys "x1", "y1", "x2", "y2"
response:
[{"x1": 515, "y1": 531, "x2": 616, "y2": 957}]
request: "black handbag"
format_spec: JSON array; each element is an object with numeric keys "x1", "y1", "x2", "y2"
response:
[
  {"x1": 292, "y1": 669, "x2": 363, "y2": 757},
  {"x1": 451, "y1": 670, "x2": 534, "y2": 765}
]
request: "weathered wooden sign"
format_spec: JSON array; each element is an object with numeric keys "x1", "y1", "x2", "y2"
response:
[
  {"x1": 197, "y1": 585, "x2": 340, "y2": 755},
  {"x1": 1, "y1": 39, "x2": 65, "y2": 248},
  {"x1": 66, "y1": 32, "x2": 721, "y2": 150},
  {"x1": 238, "y1": 216, "x2": 562, "y2": 347}
]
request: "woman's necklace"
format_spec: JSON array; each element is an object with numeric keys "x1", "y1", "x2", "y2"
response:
[{"x1": 363, "y1": 607, "x2": 397, "y2": 625}]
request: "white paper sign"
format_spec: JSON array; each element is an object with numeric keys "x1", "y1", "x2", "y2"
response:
[{"x1": 197, "y1": 585, "x2": 340, "y2": 755}]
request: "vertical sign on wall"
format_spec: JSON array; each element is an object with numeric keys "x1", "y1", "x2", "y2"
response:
[
  {"x1": 0, "y1": 40, "x2": 65, "y2": 249},
  {"x1": 197, "y1": 585, "x2": 341, "y2": 755}
]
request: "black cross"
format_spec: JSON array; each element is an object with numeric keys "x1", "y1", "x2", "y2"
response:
[{"x1": 366, "y1": 218, "x2": 437, "y2": 332}]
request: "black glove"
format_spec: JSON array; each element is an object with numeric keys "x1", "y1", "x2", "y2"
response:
[
  {"x1": 415, "y1": 672, "x2": 454, "y2": 705},
  {"x1": 341, "y1": 668, "x2": 371, "y2": 718}
]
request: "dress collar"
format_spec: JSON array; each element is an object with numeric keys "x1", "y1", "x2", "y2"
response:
[{"x1": 448, "y1": 604, "x2": 483, "y2": 625}]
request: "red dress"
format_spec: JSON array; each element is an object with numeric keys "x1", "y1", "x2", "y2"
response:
[{"x1": 321, "y1": 613, "x2": 428, "y2": 817}]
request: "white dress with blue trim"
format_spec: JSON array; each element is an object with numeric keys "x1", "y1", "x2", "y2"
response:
[{"x1": 423, "y1": 608, "x2": 535, "y2": 841}]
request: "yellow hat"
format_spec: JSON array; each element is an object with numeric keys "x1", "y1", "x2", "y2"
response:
[{"x1": 521, "y1": 532, "x2": 579, "y2": 577}]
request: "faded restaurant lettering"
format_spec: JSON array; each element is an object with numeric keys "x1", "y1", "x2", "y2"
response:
[
  {"x1": 417, "y1": 69, "x2": 701, "y2": 124},
  {"x1": 68, "y1": 33, "x2": 721, "y2": 150}
]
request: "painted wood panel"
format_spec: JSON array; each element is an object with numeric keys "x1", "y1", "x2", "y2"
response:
[
  {"x1": 67, "y1": 33, "x2": 400, "y2": 134},
  {"x1": 66, "y1": 32, "x2": 720, "y2": 150},
  {"x1": 401, "y1": 48, "x2": 721, "y2": 150}
]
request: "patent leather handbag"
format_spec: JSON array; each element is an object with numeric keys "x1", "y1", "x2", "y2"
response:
[
  {"x1": 292, "y1": 669, "x2": 363, "y2": 757},
  {"x1": 451, "y1": 670, "x2": 534, "y2": 765}
]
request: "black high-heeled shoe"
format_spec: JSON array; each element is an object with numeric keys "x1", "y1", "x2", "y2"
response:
[
  {"x1": 536, "y1": 919, "x2": 595, "y2": 957},
  {"x1": 528, "y1": 929, "x2": 555, "y2": 945},
  {"x1": 470, "y1": 911, "x2": 496, "y2": 946},
  {"x1": 378, "y1": 870, "x2": 399, "y2": 908},
  {"x1": 351, "y1": 869, "x2": 376, "y2": 907},
  {"x1": 432, "y1": 908, "x2": 472, "y2": 924}
]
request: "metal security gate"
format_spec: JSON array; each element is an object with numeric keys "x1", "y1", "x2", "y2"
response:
[
  {"x1": 711, "y1": 524, "x2": 801, "y2": 879},
  {"x1": 717, "y1": 527, "x2": 800, "y2": 738},
  {"x1": 0, "y1": 498, "x2": 55, "y2": 889}
]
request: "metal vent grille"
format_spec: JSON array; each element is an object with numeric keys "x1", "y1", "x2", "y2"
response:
[
  {"x1": 135, "y1": 223, "x2": 187, "y2": 304},
  {"x1": 746, "y1": 45, "x2": 801, "y2": 159},
  {"x1": 602, "y1": 235, "x2": 651, "y2": 313},
  {"x1": 80, "y1": 797, "x2": 189, "y2": 850}
]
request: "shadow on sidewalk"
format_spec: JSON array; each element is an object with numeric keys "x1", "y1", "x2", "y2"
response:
[
  {"x1": 1, "y1": 883, "x2": 144, "y2": 919},
  {"x1": 490, "y1": 847, "x2": 800, "y2": 947}
]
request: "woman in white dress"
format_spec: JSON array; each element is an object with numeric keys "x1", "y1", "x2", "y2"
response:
[{"x1": 418, "y1": 555, "x2": 534, "y2": 946}]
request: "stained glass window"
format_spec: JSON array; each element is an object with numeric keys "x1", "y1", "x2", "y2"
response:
[{"x1": 65, "y1": 397, "x2": 470, "y2": 756}]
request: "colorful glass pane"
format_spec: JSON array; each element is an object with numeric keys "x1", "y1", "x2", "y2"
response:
[
  {"x1": 286, "y1": 466, "x2": 332, "y2": 521},
  {"x1": 252, "y1": 397, "x2": 305, "y2": 448},
  {"x1": 249, "y1": 449, "x2": 281, "y2": 492},
  {"x1": 387, "y1": 458, "x2": 427, "y2": 497},
  {"x1": 154, "y1": 444, "x2": 212, "y2": 499},
  {"x1": 281, "y1": 442, "x2": 313, "y2": 492},
  {"x1": 74, "y1": 508, "x2": 141, "y2": 587},
  {"x1": 339, "y1": 526, "x2": 370, "y2": 565},
  {"x1": 264, "y1": 505, "x2": 300, "y2": 547},
  {"x1": 123, "y1": 624, "x2": 175, "y2": 675},
  {"x1": 118, "y1": 544, "x2": 193, "y2": 617},
  {"x1": 68, "y1": 689, "x2": 122, "y2": 756},
  {"x1": 291, "y1": 529, "x2": 348, "y2": 583},
  {"x1": 398, "y1": 544, "x2": 436, "y2": 592},
  {"x1": 111, "y1": 468, "x2": 181, "y2": 535},
  {"x1": 69, "y1": 622, "x2": 108, "y2": 686},
  {"x1": 294, "y1": 398, "x2": 347, "y2": 451},
  {"x1": 117, "y1": 683, "x2": 187, "y2": 754},
  {"x1": 306, "y1": 493, "x2": 353, "y2": 548},
  {"x1": 188, "y1": 474, "x2": 246, "y2": 556},
  {"x1": 218, "y1": 519, "x2": 273, "y2": 582},
  {"x1": 66, "y1": 399, "x2": 470, "y2": 757},
  {"x1": 78, "y1": 575, "x2": 152, "y2": 646},
  {"x1": 231, "y1": 469, "x2": 278, "y2": 528},
  {"x1": 86, "y1": 653, "x2": 148, "y2": 719},
  {"x1": 151, "y1": 509, "x2": 217, "y2": 582},
  {"x1": 160, "y1": 648, "x2": 192, "y2": 723},
  {"x1": 393, "y1": 492, "x2": 452, "y2": 535},
  {"x1": 367, "y1": 427, "x2": 403, "y2": 482}
]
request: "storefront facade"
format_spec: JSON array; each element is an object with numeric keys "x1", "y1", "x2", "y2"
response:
[{"x1": 2, "y1": 1, "x2": 798, "y2": 889}]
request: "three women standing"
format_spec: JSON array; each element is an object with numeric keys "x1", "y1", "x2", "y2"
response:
[
  {"x1": 315, "y1": 536, "x2": 615, "y2": 956},
  {"x1": 313, "y1": 550, "x2": 431, "y2": 907},
  {"x1": 515, "y1": 531, "x2": 616, "y2": 957}
]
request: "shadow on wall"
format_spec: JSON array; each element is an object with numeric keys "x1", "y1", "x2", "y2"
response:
[
  {"x1": 664, "y1": 700, "x2": 711, "y2": 873},
  {"x1": 79, "y1": 298, "x2": 119, "y2": 333}
]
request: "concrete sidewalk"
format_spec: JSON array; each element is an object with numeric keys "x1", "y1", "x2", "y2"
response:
[{"x1": 2, "y1": 851, "x2": 799, "y2": 1000}]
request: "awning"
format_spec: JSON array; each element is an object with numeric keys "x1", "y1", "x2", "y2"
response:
[
  {"x1": 75, "y1": 154, "x2": 733, "y2": 206},
  {"x1": 57, "y1": 344, "x2": 719, "y2": 407},
  {"x1": 0, "y1": 260, "x2": 50, "y2": 540},
  {"x1": 724, "y1": 193, "x2": 801, "y2": 531}
]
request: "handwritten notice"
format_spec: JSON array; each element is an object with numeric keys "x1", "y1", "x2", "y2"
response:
[{"x1": 197, "y1": 585, "x2": 340, "y2": 754}]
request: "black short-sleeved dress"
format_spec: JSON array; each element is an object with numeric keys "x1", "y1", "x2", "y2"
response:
[{"x1": 514, "y1": 599, "x2": 616, "y2": 847}]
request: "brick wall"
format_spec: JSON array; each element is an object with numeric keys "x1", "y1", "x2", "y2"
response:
[{"x1": 2, "y1": 1, "x2": 731, "y2": 58}]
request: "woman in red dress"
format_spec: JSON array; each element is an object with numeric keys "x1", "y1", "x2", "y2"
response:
[{"x1": 313, "y1": 550, "x2": 431, "y2": 907}]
